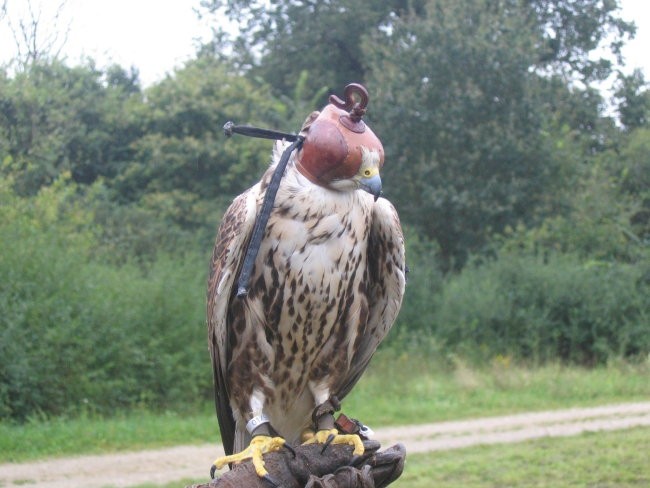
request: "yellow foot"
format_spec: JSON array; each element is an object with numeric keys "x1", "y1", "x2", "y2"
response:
[
  {"x1": 302, "y1": 428, "x2": 364, "y2": 456},
  {"x1": 212, "y1": 435, "x2": 285, "y2": 478}
]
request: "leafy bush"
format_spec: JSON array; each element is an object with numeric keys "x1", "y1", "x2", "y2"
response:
[
  {"x1": 432, "y1": 252, "x2": 650, "y2": 365},
  {"x1": 0, "y1": 181, "x2": 211, "y2": 421},
  {"x1": 389, "y1": 228, "x2": 443, "y2": 344}
]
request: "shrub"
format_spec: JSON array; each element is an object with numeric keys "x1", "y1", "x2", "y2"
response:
[
  {"x1": 432, "y1": 252, "x2": 650, "y2": 365},
  {"x1": 0, "y1": 181, "x2": 212, "y2": 421},
  {"x1": 388, "y1": 228, "x2": 444, "y2": 344}
]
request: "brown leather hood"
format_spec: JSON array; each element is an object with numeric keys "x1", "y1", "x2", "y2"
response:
[{"x1": 296, "y1": 86, "x2": 384, "y2": 186}]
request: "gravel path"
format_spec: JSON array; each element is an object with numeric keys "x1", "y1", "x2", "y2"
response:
[{"x1": 3, "y1": 401, "x2": 650, "y2": 488}]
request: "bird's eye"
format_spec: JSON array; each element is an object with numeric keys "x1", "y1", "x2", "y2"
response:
[{"x1": 363, "y1": 169, "x2": 372, "y2": 177}]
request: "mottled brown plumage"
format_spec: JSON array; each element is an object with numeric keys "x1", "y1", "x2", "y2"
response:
[{"x1": 207, "y1": 119, "x2": 406, "y2": 469}]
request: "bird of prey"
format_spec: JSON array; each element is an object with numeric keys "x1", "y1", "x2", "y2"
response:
[{"x1": 207, "y1": 84, "x2": 406, "y2": 483}]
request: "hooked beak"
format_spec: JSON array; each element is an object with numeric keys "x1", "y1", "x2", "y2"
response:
[{"x1": 360, "y1": 174, "x2": 382, "y2": 201}]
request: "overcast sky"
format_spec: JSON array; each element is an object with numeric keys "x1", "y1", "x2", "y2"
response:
[{"x1": 1, "y1": 0, "x2": 649, "y2": 88}]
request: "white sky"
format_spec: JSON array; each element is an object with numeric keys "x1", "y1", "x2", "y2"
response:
[
  {"x1": 0, "y1": 0, "x2": 214, "y2": 85},
  {"x1": 619, "y1": 0, "x2": 650, "y2": 75},
  {"x1": 0, "y1": 0, "x2": 649, "y2": 88}
]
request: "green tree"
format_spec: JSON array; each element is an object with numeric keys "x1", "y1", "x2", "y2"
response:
[
  {"x1": 199, "y1": 0, "x2": 426, "y2": 98},
  {"x1": 201, "y1": 0, "x2": 632, "y2": 95},
  {"x1": 84, "y1": 56, "x2": 303, "y2": 261},
  {"x1": 526, "y1": 0, "x2": 634, "y2": 82},
  {"x1": 0, "y1": 60, "x2": 144, "y2": 195},
  {"x1": 613, "y1": 128, "x2": 650, "y2": 246},
  {"x1": 498, "y1": 126, "x2": 649, "y2": 265},
  {"x1": 365, "y1": 0, "x2": 559, "y2": 269},
  {"x1": 110, "y1": 56, "x2": 287, "y2": 219},
  {"x1": 614, "y1": 69, "x2": 650, "y2": 131},
  {"x1": 362, "y1": 0, "x2": 635, "y2": 269},
  {"x1": 0, "y1": 56, "x2": 297, "y2": 260}
]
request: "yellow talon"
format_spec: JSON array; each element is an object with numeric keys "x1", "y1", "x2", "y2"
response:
[
  {"x1": 302, "y1": 428, "x2": 365, "y2": 456},
  {"x1": 212, "y1": 435, "x2": 286, "y2": 477}
]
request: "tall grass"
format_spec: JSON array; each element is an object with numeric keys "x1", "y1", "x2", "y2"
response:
[{"x1": 344, "y1": 347, "x2": 650, "y2": 426}]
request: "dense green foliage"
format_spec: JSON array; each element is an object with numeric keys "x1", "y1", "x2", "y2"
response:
[
  {"x1": 1, "y1": 0, "x2": 649, "y2": 421},
  {"x1": 367, "y1": 1, "x2": 563, "y2": 267},
  {"x1": 0, "y1": 179, "x2": 211, "y2": 420},
  {"x1": 433, "y1": 252, "x2": 649, "y2": 364}
]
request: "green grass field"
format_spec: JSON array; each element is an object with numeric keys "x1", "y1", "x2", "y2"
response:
[
  {"x1": 399, "y1": 426, "x2": 650, "y2": 487},
  {"x1": 2, "y1": 352, "x2": 649, "y2": 463}
]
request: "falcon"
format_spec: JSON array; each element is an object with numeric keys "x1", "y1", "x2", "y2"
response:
[{"x1": 207, "y1": 84, "x2": 406, "y2": 483}]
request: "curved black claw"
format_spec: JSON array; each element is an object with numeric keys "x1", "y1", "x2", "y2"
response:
[
  {"x1": 210, "y1": 464, "x2": 217, "y2": 479},
  {"x1": 282, "y1": 442, "x2": 297, "y2": 458},
  {"x1": 320, "y1": 433, "x2": 336, "y2": 454},
  {"x1": 262, "y1": 473, "x2": 282, "y2": 488}
]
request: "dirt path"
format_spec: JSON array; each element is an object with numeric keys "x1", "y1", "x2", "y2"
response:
[{"x1": 3, "y1": 401, "x2": 650, "y2": 488}]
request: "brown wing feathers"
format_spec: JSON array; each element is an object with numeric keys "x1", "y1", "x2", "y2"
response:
[{"x1": 207, "y1": 189, "x2": 258, "y2": 455}]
